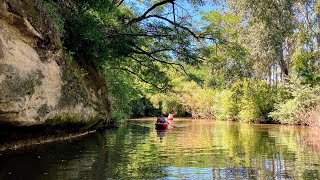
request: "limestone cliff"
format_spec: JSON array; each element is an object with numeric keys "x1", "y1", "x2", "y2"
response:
[{"x1": 0, "y1": 0, "x2": 110, "y2": 127}]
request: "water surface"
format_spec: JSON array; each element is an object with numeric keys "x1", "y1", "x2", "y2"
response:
[{"x1": 1, "y1": 118, "x2": 320, "y2": 179}]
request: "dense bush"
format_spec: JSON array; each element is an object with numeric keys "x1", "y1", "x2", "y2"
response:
[
  {"x1": 235, "y1": 79, "x2": 274, "y2": 122},
  {"x1": 269, "y1": 99, "x2": 299, "y2": 124},
  {"x1": 238, "y1": 96, "x2": 261, "y2": 122},
  {"x1": 292, "y1": 51, "x2": 320, "y2": 85},
  {"x1": 213, "y1": 89, "x2": 238, "y2": 120},
  {"x1": 194, "y1": 89, "x2": 215, "y2": 118},
  {"x1": 269, "y1": 81, "x2": 320, "y2": 125},
  {"x1": 209, "y1": 79, "x2": 275, "y2": 122},
  {"x1": 305, "y1": 105, "x2": 320, "y2": 127}
]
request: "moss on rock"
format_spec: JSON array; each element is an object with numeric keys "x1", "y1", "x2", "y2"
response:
[
  {"x1": 45, "y1": 114, "x2": 109, "y2": 131},
  {"x1": 0, "y1": 65, "x2": 44, "y2": 101},
  {"x1": 37, "y1": 104, "x2": 50, "y2": 118}
]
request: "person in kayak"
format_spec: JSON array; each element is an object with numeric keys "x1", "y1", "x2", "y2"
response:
[
  {"x1": 157, "y1": 114, "x2": 167, "y2": 123},
  {"x1": 167, "y1": 110, "x2": 175, "y2": 120},
  {"x1": 167, "y1": 113, "x2": 174, "y2": 120}
]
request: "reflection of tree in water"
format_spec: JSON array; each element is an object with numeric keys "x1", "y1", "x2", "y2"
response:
[
  {"x1": 212, "y1": 167, "x2": 257, "y2": 179},
  {"x1": 94, "y1": 124, "x2": 168, "y2": 179},
  {"x1": 300, "y1": 128, "x2": 320, "y2": 152},
  {"x1": 129, "y1": 122, "x2": 151, "y2": 135},
  {"x1": 298, "y1": 128, "x2": 320, "y2": 179}
]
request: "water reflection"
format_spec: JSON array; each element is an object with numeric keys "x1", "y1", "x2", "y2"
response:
[
  {"x1": 0, "y1": 119, "x2": 320, "y2": 179},
  {"x1": 156, "y1": 129, "x2": 167, "y2": 142}
]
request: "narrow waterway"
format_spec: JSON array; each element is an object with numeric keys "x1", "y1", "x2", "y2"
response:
[{"x1": 1, "y1": 118, "x2": 320, "y2": 179}]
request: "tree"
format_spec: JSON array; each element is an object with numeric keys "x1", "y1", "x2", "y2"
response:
[
  {"x1": 200, "y1": 10, "x2": 251, "y2": 87},
  {"x1": 44, "y1": 0, "x2": 214, "y2": 119},
  {"x1": 48, "y1": 0, "x2": 208, "y2": 91},
  {"x1": 228, "y1": 0, "x2": 296, "y2": 81}
]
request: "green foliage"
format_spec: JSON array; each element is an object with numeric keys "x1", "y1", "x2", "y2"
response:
[
  {"x1": 235, "y1": 79, "x2": 274, "y2": 122},
  {"x1": 269, "y1": 80, "x2": 320, "y2": 124},
  {"x1": 62, "y1": 9, "x2": 130, "y2": 69},
  {"x1": 213, "y1": 89, "x2": 237, "y2": 120},
  {"x1": 41, "y1": 0, "x2": 207, "y2": 121},
  {"x1": 238, "y1": 97, "x2": 260, "y2": 122},
  {"x1": 130, "y1": 97, "x2": 160, "y2": 118},
  {"x1": 201, "y1": 11, "x2": 252, "y2": 88},
  {"x1": 44, "y1": 1, "x2": 64, "y2": 33},
  {"x1": 292, "y1": 50, "x2": 320, "y2": 85},
  {"x1": 194, "y1": 88, "x2": 215, "y2": 118},
  {"x1": 149, "y1": 92, "x2": 188, "y2": 117},
  {"x1": 72, "y1": 67, "x2": 88, "y2": 80},
  {"x1": 205, "y1": 79, "x2": 276, "y2": 122},
  {"x1": 201, "y1": 10, "x2": 241, "y2": 40},
  {"x1": 228, "y1": 0, "x2": 297, "y2": 78},
  {"x1": 269, "y1": 99, "x2": 299, "y2": 124},
  {"x1": 65, "y1": 51, "x2": 75, "y2": 65},
  {"x1": 105, "y1": 67, "x2": 140, "y2": 121}
]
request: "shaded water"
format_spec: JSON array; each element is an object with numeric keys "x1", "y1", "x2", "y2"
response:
[{"x1": 1, "y1": 118, "x2": 320, "y2": 179}]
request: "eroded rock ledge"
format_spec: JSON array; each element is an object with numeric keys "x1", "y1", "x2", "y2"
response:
[{"x1": 0, "y1": 0, "x2": 111, "y2": 128}]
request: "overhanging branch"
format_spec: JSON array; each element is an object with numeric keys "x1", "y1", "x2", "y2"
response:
[
  {"x1": 127, "y1": 0, "x2": 174, "y2": 25},
  {"x1": 114, "y1": 67, "x2": 168, "y2": 90},
  {"x1": 128, "y1": 55, "x2": 160, "y2": 71},
  {"x1": 132, "y1": 44, "x2": 189, "y2": 75}
]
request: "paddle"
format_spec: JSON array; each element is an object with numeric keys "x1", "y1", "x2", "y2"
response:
[{"x1": 168, "y1": 122, "x2": 177, "y2": 128}]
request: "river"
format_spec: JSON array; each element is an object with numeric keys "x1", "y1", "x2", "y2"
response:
[{"x1": 1, "y1": 118, "x2": 320, "y2": 179}]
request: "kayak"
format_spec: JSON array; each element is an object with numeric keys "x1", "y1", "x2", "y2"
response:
[
  {"x1": 155, "y1": 123, "x2": 169, "y2": 129},
  {"x1": 168, "y1": 113, "x2": 174, "y2": 121}
]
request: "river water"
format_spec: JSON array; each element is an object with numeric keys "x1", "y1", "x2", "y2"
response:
[{"x1": 1, "y1": 118, "x2": 320, "y2": 179}]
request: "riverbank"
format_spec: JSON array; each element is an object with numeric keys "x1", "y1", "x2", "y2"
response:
[{"x1": 0, "y1": 120, "x2": 117, "y2": 151}]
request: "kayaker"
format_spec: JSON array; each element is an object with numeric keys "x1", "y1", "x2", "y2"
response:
[
  {"x1": 167, "y1": 110, "x2": 175, "y2": 120},
  {"x1": 157, "y1": 114, "x2": 166, "y2": 123}
]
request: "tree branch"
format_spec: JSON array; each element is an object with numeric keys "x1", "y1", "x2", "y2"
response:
[
  {"x1": 172, "y1": 1, "x2": 176, "y2": 23},
  {"x1": 132, "y1": 44, "x2": 189, "y2": 74},
  {"x1": 132, "y1": 48, "x2": 174, "y2": 55},
  {"x1": 144, "y1": 15, "x2": 201, "y2": 41},
  {"x1": 128, "y1": 55, "x2": 159, "y2": 71},
  {"x1": 116, "y1": 0, "x2": 125, "y2": 7},
  {"x1": 116, "y1": 33, "x2": 173, "y2": 37},
  {"x1": 127, "y1": 0, "x2": 174, "y2": 25},
  {"x1": 113, "y1": 67, "x2": 168, "y2": 90}
]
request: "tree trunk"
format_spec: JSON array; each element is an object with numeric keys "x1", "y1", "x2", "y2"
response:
[
  {"x1": 317, "y1": 10, "x2": 320, "y2": 64},
  {"x1": 317, "y1": 11, "x2": 320, "y2": 48},
  {"x1": 276, "y1": 45, "x2": 288, "y2": 80},
  {"x1": 275, "y1": 61, "x2": 278, "y2": 86},
  {"x1": 269, "y1": 66, "x2": 272, "y2": 85},
  {"x1": 270, "y1": 63, "x2": 275, "y2": 86}
]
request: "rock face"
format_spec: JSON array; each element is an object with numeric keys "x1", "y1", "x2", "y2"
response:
[{"x1": 0, "y1": 1, "x2": 110, "y2": 126}]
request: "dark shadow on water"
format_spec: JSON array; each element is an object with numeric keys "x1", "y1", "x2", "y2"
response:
[
  {"x1": 156, "y1": 129, "x2": 167, "y2": 142},
  {"x1": 0, "y1": 120, "x2": 113, "y2": 151}
]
